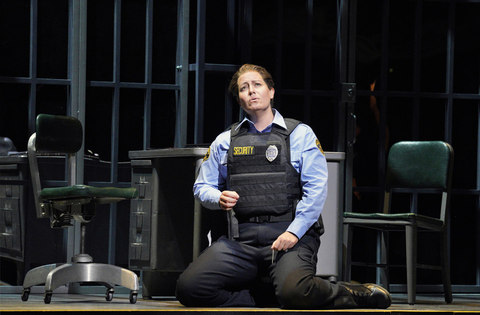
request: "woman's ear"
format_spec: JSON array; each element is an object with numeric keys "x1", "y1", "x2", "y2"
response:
[{"x1": 269, "y1": 87, "x2": 275, "y2": 100}]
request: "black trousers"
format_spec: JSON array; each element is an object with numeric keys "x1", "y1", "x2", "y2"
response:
[{"x1": 175, "y1": 221, "x2": 357, "y2": 309}]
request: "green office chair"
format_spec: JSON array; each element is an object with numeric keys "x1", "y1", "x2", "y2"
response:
[
  {"x1": 343, "y1": 141, "x2": 454, "y2": 305},
  {"x1": 21, "y1": 114, "x2": 139, "y2": 304}
]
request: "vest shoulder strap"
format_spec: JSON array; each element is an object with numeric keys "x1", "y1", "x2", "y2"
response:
[
  {"x1": 278, "y1": 118, "x2": 301, "y2": 136},
  {"x1": 229, "y1": 122, "x2": 243, "y2": 138},
  {"x1": 280, "y1": 118, "x2": 301, "y2": 163}
]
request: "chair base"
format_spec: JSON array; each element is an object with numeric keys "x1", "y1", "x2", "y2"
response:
[{"x1": 21, "y1": 257, "x2": 139, "y2": 304}]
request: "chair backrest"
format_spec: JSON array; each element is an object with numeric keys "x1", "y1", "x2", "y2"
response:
[
  {"x1": 384, "y1": 141, "x2": 454, "y2": 221},
  {"x1": 35, "y1": 114, "x2": 83, "y2": 154},
  {"x1": 386, "y1": 141, "x2": 454, "y2": 190}
]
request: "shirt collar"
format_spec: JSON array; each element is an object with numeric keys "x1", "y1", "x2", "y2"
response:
[{"x1": 235, "y1": 109, "x2": 287, "y2": 133}]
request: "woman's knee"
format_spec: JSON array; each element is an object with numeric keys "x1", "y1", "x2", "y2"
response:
[
  {"x1": 175, "y1": 271, "x2": 197, "y2": 306},
  {"x1": 277, "y1": 270, "x2": 319, "y2": 309},
  {"x1": 176, "y1": 264, "x2": 217, "y2": 306},
  {"x1": 175, "y1": 250, "x2": 225, "y2": 306}
]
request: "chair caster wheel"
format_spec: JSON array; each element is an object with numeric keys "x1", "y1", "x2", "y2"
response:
[
  {"x1": 129, "y1": 291, "x2": 137, "y2": 304},
  {"x1": 44, "y1": 292, "x2": 52, "y2": 304},
  {"x1": 21, "y1": 289, "x2": 30, "y2": 301},
  {"x1": 105, "y1": 288, "x2": 114, "y2": 301}
]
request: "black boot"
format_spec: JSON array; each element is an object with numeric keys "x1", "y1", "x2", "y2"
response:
[{"x1": 337, "y1": 282, "x2": 392, "y2": 309}]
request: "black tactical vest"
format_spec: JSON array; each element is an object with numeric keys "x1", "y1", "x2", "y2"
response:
[{"x1": 227, "y1": 119, "x2": 302, "y2": 222}]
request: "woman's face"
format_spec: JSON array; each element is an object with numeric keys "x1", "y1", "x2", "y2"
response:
[{"x1": 237, "y1": 71, "x2": 275, "y2": 116}]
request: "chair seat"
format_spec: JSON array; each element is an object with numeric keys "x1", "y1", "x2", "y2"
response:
[
  {"x1": 40, "y1": 184, "x2": 138, "y2": 203},
  {"x1": 343, "y1": 212, "x2": 444, "y2": 228}
]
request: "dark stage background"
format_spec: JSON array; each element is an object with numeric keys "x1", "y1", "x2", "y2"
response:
[{"x1": 0, "y1": 0, "x2": 479, "y2": 292}]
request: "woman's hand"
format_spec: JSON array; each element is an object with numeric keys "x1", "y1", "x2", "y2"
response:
[
  {"x1": 271, "y1": 231, "x2": 298, "y2": 252},
  {"x1": 219, "y1": 190, "x2": 239, "y2": 211}
]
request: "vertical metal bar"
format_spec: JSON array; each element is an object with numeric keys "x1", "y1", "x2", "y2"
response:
[
  {"x1": 78, "y1": 0, "x2": 87, "y2": 139},
  {"x1": 239, "y1": 0, "x2": 252, "y2": 62},
  {"x1": 274, "y1": 0, "x2": 283, "y2": 111},
  {"x1": 477, "y1": 98, "x2": 480, "y2": 286},
  {"x1": 108, "y1": 0, "x2": 123, "y2": 265},
  {"x1": 78, "y1": 0, "x2": 87, "y2": 254},
  {"x1": 336, "y1": 0, "x2": 355, "y2": 282},
  {"x1": 112, "y1": 1, "x2": 121, "y2": 176},
  {"x1": 444, "y1": 4, "x2": 455, "y2": 282},
  {"x1": 194, "y1": 0, "x2": 206, "y2": 144},
  {"x1": 377, "y1": 0, "x2": 389, "y2": 211},
  {"x1": 144, "y1": 0, "x2": 153, "y2": 149},
  {"x1": 445, "y1": 1, "x2": 455, "y2": 145},
  {"x1": 345, "y1": 0, "x2": 356, "y2": 250},
  {"x1": 224, "y1": 0, "x2": 235, "y2": 128},
  {"x1": 338, "y1": 0, "x2": 353, "y2": 218},
  {"x1": 337, "y1": 0, "x2": 345, "y2": 204},
  {"x1": 175, "y1": 0, "x2": 189, "y2": 148},
  {"x1": 68, "y1": 0, "x2": 76, "y2": 267},
  {"x1": 29, "y1": 0, "x2": 38, "y2": 136},
  {"x1": 374, "y1": 0, "x2": 390, "y2": 283},
  {"x1": 70, "y1": 0, "x2": 87, "y2": 177},
  {"x1": 347, "y1": 0, "x2": 356, "y2": 86},
  {"x1": 226, "y1": 0, "x2": 235, "y2": 57},
  {"x1": 412, "y1": 1, "x2": 422, "y2": 140},
  {"x1": 66, "y1": 0, "x2": 87, "y2": 268},
  {"x1": 28, "y1": 1, "x2": 44, "y2": 262},
  {"x1": 238, "y1": 0, "x2": 252, "y2": 121},
  {"x1": 477, "y1": 26, "x2": 480, "y2": 287},
  {"x1": 303, "y1": 0, "x2": 313, "y2": 124}
]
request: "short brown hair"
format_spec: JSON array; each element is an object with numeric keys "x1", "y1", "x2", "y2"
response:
[{"x1": 228, "y1": 64, "x2": 275, "y2": 101}]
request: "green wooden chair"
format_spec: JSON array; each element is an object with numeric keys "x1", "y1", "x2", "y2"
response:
[
  {"x1": 343, "y1": 141, "x2": 454, "y2": 305},
  {"x1": 21, "y1": 114, "x2": 139, "y2": 304}
]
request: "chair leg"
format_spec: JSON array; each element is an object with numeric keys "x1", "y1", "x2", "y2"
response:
[
  {"x1": 440, "y1": 231, "x2": 453, "y2": 303},
  {"x1": 22, "y1": 263, "x2": 63, "y2": 289},
  {"x1": 44, "y1": 263, "x2": 139, "y2": 292},
  {"x1": 342, "y1": 223, "x2": 353, "y2": 282},
  {"x1": 21, "y1": 263, "x2": 63, "y2": 302},
  {"x1": 378, "y1": 230, "x2": 390, "y2": 292},
  {"x1": 405, "y1": 225, "x2": 417, "y2": 305}
]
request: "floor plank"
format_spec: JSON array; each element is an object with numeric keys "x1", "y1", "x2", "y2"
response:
[{"x1": 1, "y1": 292, "x2": 479, "y2": 314}]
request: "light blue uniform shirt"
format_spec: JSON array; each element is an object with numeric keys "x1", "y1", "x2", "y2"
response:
[{"x1": 193, "y1": 110, "x2": 328, "y2": 240}]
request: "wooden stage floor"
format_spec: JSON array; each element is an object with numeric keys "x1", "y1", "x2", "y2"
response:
[{"x1": 1, "y1": 288, "x2": 479, "y2": 315}]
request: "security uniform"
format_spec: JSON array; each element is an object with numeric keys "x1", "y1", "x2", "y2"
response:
[{"x1": 176, "y1": 110, "x2": 360, "y2": 309}]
